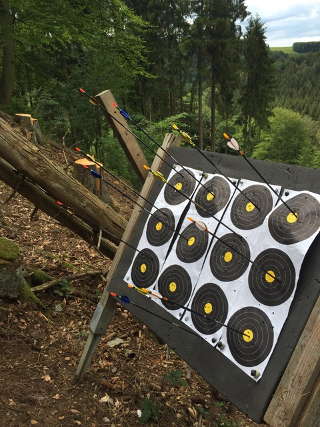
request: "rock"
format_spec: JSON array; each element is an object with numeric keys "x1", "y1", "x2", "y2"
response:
[
  {"x1": 30, "y1": 269, "x2": 53, "y2": 286},
  {"x1": 0, "y1": 237, "x2": 20, "y2": 261},
  {"x1": 0, "y1": 238, "x2": 41, "y2": 304}
]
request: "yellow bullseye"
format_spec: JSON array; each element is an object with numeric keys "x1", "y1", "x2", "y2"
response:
[
  {"x1": 204, "y1": 303, "x2": 213, "y2": 314},
  {"x1": 188, "y1": 236, "x2": 196, "y2": 246},
  {"x1": 140, "y1": 264, "x2": 147, "y2": 274},
  {"x1": 287, "y1": 212, "x2": 298, "y2": 224},
  {"x1": 169, "y1": 282, "x2": 177, "y2": 293},
  {"x1": 175, "y1": 182, "x2": 183, "y2": 191},
  {"x1": 155, "y1": 222, "x2": 163, "y2": 231},
  {"x1": 243, "y1": 329, "x2": 254, "y2": 343},
  {"x1": 246, "y1": 202, "x2": 255, "y2": 212},
  {"x1": 224, "y1": 251, "x2": 233, "y2": 263},
  {"x1": 206, "y1": 192, "x2": 215, "y2": 201},
  {"x1": 265, "y1": 270, "x2": 276, "y2": 283}
]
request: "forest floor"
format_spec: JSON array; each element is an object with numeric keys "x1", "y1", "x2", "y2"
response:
[{"x1": 0, "y1": 141, "x2": 263, "y2": 426}]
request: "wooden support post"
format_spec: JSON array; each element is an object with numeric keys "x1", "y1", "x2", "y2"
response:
[
  {"x1": 75, "y1": 133, "x2": 178, "y2": 379},
  {"x1": 96, "y1": 90, "x2": 148, "y2": 182},
  {"x1": 264, "y1": 297, "x2": 320, "y2": 426}
]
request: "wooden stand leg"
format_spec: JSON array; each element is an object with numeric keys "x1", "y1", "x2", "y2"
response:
[{"x1": 75, "y1": 133, "x2": 179, "y2": 379}]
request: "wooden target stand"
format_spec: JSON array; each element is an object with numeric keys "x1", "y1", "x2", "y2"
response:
[{"x1": 76, "y1": 135, "x2": 320, "y2": 426}]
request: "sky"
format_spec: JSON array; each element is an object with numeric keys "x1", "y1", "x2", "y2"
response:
[{"x1": 245, "y1": 0, "x2": 320, "y2": 47}]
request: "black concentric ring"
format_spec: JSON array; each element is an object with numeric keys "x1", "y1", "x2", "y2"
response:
[
  {"x1": 131, "y1": 249, "x2": 159, "y2": 288},
  {"x1": 158, "y1": 265, "x2": 192, "y2": 310},
  {"x1": 176, "y1": 223, "x2": 208, "y2": 263},
  {"x1": 231, "y1": 185, "x2": 274, "y2": 230},
  {"x1": 164, "y1": 169, "x2": 196, "y2": 205},
  {"x1": 210, "y1": 233, "x2": 250, "y2": 282},
  {"x1": 191, "y1": 283, "x2": 228, "y2": 335},
  {"x1": 146, "y1": 208, "x2": 175, "y2": 246},
  {"x1": 248, "y1": 248, "x2": 296, "y2": 306},
  {"x1": 227, "y1": 307, "x2": 274, "y2": 367},
  {"x1": 268, "y1": 193, "x2": 320, "y2": 245},
  {"x1": 195, "y1": 176, "x2": 231, "y2": 217}
]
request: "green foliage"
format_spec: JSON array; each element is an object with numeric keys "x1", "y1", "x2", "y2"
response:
[
  {"x1": 293, "y1": 41, "x2": 320, "y2": 53},
  {"x1": 53, "y1": 279, "x2": 73, "y2": 297},
  {"x1": 139, "y1": 398, "x2": 160, "y2": 424},
  {"x1": 271, "y1": 51, "x2": 320, "y2": 121},
  {"x1": 239, "y1": 16, "x2": 275, "y2": 152},
  {"x1": 252, "y1": 107, "x2": 319, "y2": 166},
  {"x1": 270, "y1": 46, "x2": 294, "y2": 54},
  {"x1": 163, "y1": 369, "x2": 188, "y2": 387}
]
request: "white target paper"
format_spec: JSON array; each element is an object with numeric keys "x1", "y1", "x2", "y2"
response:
[{"x1": 124, "y1": 165, "x2": 320, "y2": 382}]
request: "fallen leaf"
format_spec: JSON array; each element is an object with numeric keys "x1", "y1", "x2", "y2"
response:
[
  {"x1": 42, "y1": 374, "x2": 51, "y2": 382},
  {"x1": 70, "y1": 409, "x2": 80, "y2": 414},
  {"x1": 107, "y1": 338, "x2": 125, "y2": 348},
  {"x1": 52, "y1": 394, "x2": 61, "y2": 400},
  {"x1": 99, "y1": 394, "x2": 114, "y2": 405},
  {"x1": 30, "y1": 421, "x2": 38, "y2": 425}
]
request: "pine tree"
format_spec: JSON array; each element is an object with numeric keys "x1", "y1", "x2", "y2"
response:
[{"x1": 239, "y1": 16, "x2": 275, "y2": 153}]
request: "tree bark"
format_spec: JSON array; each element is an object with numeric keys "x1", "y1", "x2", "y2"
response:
[
  {"x1": 0, "y1": 118, "x2": 127, "y2": 246},
  {"x1": 197, "y1": 52, "x2": 204, "y2": 150},
  {"x1": 0, "y1": 0, "x2": 15, "y2": 106},
  {"x1": 210, "y1": 62, "x2": 216, "y2": 151}
]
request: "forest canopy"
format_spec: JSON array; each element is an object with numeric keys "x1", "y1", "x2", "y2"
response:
[{"x1": 1, "y1": 0, "x2": 320, "y2": 185}]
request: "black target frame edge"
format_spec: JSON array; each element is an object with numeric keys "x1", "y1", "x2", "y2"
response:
[{"x1": 108, "y1": 147, "x2": 320, "y2": 423}]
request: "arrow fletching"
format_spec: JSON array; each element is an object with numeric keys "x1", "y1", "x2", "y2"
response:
[
  {"x1": 227, "y1": 137, "x2": 240, "y2": 152},
  {"x1": 187, "y1": 217, "x2": 208, "y2": 232},
  {"x1": 172, "y1": 123, "x2": 179, "y2": 131}
]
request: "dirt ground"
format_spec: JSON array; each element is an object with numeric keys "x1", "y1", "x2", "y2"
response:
[{"x1": 0, "y1": 144, "x2": 264, "y2": 426}]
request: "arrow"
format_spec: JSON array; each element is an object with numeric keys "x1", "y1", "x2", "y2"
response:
[
  {"x1": 172, "y1": 124, "x2": 261, "y2": 211},
  {"x1": 188, "y1": 217, "x2": 280, "y2": 285},
  {"x1": 74, "y1": 146, "x2": 170, "y2": 220},
  {"x1": 84, "y1": 165, "x2": 189, "y2": 243},
  {"x1": 111, "y1": 290, "x2": 249, "y2": 339},
  {"x1": 127, "y1": 283, "x2": 250, "y2": 338},
  {"x1": 79, "y1": 89, "x2": 223, "y2": 206},
  {"x1": 78, "y1": 88, "x2": 184, "y2": 178},
  {"x1": 144, "y1": 165, "x2": 242, "y2": 237},
  {"x1": 223, "y1": 133, "x2": 298, "y2": 219}
]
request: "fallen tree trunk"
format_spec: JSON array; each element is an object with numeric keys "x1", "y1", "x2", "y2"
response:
[
  {"x1": 0, "y1": 118, "x2": 127, "y2": 245},
  {"x1": 0, "y1": 158, "x2": 118, "y2": 259}
]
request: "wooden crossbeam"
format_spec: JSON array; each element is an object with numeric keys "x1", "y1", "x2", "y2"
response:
[{"x1": 96, "y1": 90, "x2": 148, "y2": 182}]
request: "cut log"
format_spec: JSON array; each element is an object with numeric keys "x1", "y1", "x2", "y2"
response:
[
  {"x1": 0, "y1": 157, "x2": 118, "y2": 259},
  {"x1": 0, "y1": 118, "x2": 126, "y2": 245}
]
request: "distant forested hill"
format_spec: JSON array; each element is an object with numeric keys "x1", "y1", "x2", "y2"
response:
[{"x1": 271, "y1": 51, "x2": 320, "y2": 120}]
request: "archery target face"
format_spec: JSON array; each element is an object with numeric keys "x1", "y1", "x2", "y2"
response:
[
  {"x1": 124, "y1": 166, "x2": 320, "y2": 382},
  {"x1": 124, "y1": 165, "x2": 203, "y2": 289},
  {"x1": 152, "y1": 171, "x2": 236, "y2": 322}
]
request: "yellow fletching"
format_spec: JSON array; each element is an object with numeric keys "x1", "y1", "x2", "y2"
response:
[
  {"x1": 223, "y1": 132, "x2": 231, "y2": 140},
  {"x1": 172, "y1": 123, "x2": 179, "y2": 130},
  {"x1": 143, "y1": 165, "x2": 151, "y2": 171}
]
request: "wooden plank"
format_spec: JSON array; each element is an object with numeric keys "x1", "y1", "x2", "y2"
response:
[
  {"x1": 96, "y1": 90, "x2": 148, "y2": 182},
  {"x1": 298, "y1": 374, "x2": 320, "y2": 427},
  {"x1": 264, "y1": 297, "x2": 320, "y2": 427},
  {"x1": 75, "y1": 133, "x2": 178, "y2": 379}
]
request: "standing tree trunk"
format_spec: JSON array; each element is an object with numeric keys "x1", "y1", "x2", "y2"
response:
[
  {"x1": 197, "y1": 52, "x2": 204, "y2": 150},
  {"x1": 210, "y1": 61, "x2": 216, "y2": 152},
  {"x1": 0, "y1": 0, "x2": 15, "y2": 106}
]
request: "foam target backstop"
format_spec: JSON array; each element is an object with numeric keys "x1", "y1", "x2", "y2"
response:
[{"x1": 108, "y1": 147, "x2": 320, "y2": 422}]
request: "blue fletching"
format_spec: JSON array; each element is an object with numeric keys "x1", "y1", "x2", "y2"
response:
[
  {"x1": 119, "y1": 109, "x2": 131, "y2": 120},
  {"x1": 90, "y1": 169, "x2": 102, "y2": 179},
  {"x1": 120, "y1": 295, "x2": 130, "y2": 304}
]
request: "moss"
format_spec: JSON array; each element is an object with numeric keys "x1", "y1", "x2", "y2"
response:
[
  {"x1": 0, "y1": 238, "x2": 20, "y2": 261},
  {"x1": 30, "y1": 269, "x2": 53, "y2": 286},
  {"x1": 20, "y1": 278, "x2": 42, "y2": 305}
]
